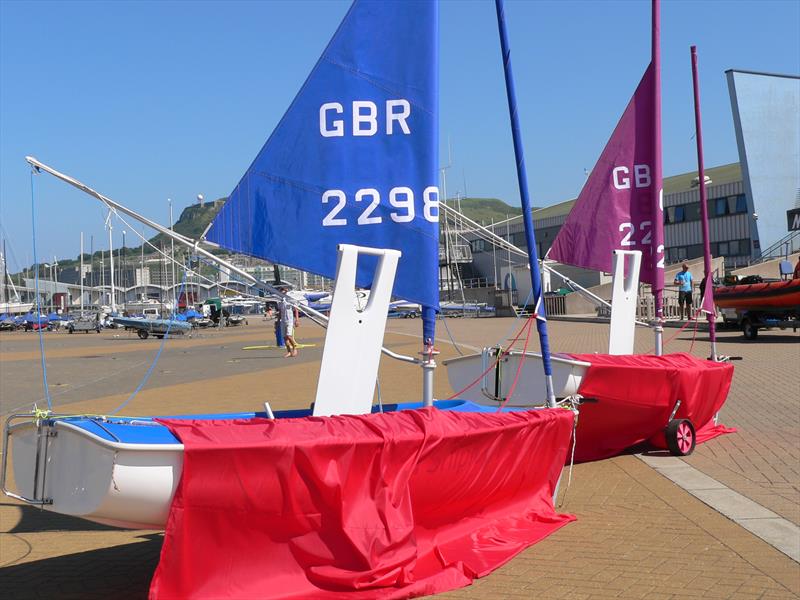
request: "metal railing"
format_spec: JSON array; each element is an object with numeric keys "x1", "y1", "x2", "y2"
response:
[
  {"x1": 753, "y1": 231, "x2": 799, "y2": 264},
  {"x1": 543, "y1": 294, "x2": 566, "y2": 316}
]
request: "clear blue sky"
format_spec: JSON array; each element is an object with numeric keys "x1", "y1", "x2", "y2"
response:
[{"x1": 1, "y1": 0, "x2": 798, "y2": 269}]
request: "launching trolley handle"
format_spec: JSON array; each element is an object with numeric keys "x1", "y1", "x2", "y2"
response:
[{"x1": 2, "y1": 414, "x2": 56, "y2": 506}]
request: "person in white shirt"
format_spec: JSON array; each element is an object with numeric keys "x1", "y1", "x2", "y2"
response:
[{"x1": 278, "y1": 288, "x2": 299, "y2": 357}]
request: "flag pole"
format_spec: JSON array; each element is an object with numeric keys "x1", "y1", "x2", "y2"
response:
[
  {"x1": 691, "y1": 45, "x2": 718, "y2": 361},
  {"x1": 495, "y1": 0, "x2": 556, "y2": 407},
  {"x1": 652, "y1": 0, "x2": 665, "y2": 355}
]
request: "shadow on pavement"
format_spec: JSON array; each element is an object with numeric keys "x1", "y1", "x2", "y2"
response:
[
  {"x1": 4, "y1": 503, "x2": 123, "y2": 533},
  {"x1": 0, "y1": 534, "x2": 161, "y2": 599}
]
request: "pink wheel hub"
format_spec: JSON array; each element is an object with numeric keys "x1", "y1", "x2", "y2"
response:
[{"x1": 676, "y1": 421, "x2": 694, "y2": 454}]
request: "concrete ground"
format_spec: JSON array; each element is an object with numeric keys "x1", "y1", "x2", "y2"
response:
[{"x1": 1, "y1": 316, "x2": 798, "y2": 598}]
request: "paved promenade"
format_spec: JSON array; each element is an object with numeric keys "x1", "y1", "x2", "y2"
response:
[{"x1": 1, "y1": 317, "x2": 798, "y2": 598}]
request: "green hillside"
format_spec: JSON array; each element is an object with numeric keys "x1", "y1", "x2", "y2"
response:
[
  {"x1": 45, "y1": 195, "x2": 524, "y2": 269},
  {"x1": 147, "y1": 200, "x2": 226, "y2": 248},
  {"x1": 444, "y1": 197, "x2": 522, "y2": 224}
]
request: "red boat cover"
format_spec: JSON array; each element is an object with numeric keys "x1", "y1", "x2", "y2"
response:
[
  {"x1": 568, "y1": 352, "x2": 735, "y2": 462},
  {"x1": 150, "y1": 407, "x2": 575, "y2": 599}
]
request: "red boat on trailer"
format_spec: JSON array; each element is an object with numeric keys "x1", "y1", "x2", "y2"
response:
[
  {"x1": 715, "y1": 278, "x2": 800, "y2": 339},
  {"x1": 715, "y1": 278, "x2": 800, "y2": 310}
]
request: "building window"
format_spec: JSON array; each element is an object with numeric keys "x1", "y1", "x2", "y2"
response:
[
  {"x1": 738, "y1": 240, "x2": 750, "y2": 254},
  {"x1": 734, "y1": 194, "x2": 747, "y2": 214},
  {"x1": 687, "y1": 244, "x2": 703, "y2": 259},
  {"x1": 471, "y1": 239, "x2": 485, "y2": 253},
  {"x1": 685, "y1": 203, "x2": 701, "y2": 221},
  {"x1": 718, "y1": 241, "x2": 729, "y2": 256},
  {"x1": 673, "y1": 206, "x2": 685, "y2": 222},
  {"x1": 714, "y1": 198, "x2": 728, "y2": 217}
]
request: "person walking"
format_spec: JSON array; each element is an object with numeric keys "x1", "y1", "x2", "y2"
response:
[
  {"x1": 278, "y1": 288, "x2": 299, "y2": 357},
  {"x1": 674, "y1": 262, "x2": 694, "y2": 320}
]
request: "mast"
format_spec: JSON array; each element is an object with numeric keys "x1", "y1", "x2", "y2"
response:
[
  {"x1": 495, "y1": 0, "x2": 556, "y2": 407},
  {"x1": 80, "y1": 232, "x2": 84, "y2": 313},
  {"x1": 505, "y1": 217, "x2": 512, "y2": 307},
  {"x1": 691, "y1": 45, "x2": 717, "y2": 361},
  {"x1": 169, "y1": 199, "x2": 176, "y2": 312},
  {"x1": 2, "y1": 240, "x2": 9, "y2": 307},
  {"x1": 651, "y1": 0, "x2": 665, "y2": 354},
  {"x1": 141, "y1": 227, "x2": 145, "y2": 304},
  {"x1": 89, "y1": 235, "x2": 94, "y2": 306},
  {"x1": 107, "y1": 213, "x2": 116, "y2": 314}
]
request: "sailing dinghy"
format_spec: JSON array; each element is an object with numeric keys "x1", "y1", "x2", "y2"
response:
[
  {"x1": 5, "y1": 2, "x2": 576, "y2": 597},
  {"x1": 445, "y1": 0, "x2": 735, "y2": 462}
]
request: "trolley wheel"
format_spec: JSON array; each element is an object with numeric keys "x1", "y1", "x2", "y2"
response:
[
  {"x1": 741, "y1": 318, "x2": 758, "y2": 340},
  {"x1": 137, "y1": 329, "x2": 149, "y2": 339},
  {"x1": 666, "y1": 419, "x2": 696, "y2": 456}
]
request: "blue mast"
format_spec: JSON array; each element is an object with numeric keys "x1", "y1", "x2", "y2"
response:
[{"x1": 494, "y1": 0, "x2": 556, "y2": 407}]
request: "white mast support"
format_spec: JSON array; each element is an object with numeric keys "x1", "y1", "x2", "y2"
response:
[
  {"x1": 26, "y1": 156, "x2": 421, "y2": 365},
  {"x1": 608, "y1": 250, "x2": 641, "y2": 355},
  {"x1": 314, "y1": 244, "x2": 400, "y2": 416}
]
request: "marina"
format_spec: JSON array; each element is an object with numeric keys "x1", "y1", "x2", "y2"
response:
[
  {"x1": 1, "y1": 0, "x2": 798, "y2": 597},
  {"x1": 1, "y1": 318, "x2": 798, "y2": 597}
]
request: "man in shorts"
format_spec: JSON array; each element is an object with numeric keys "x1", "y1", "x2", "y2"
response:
[
  {"x1": 674, "y1": 263, "x2": 693, "y2": 320},
  {"x1": 278, "y1": 288, "x2": 299, "y2": 357}
]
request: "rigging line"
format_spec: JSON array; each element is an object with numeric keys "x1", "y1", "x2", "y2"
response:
[
  {"x1": 110, "y1": 268, "x2": 190, "y2": 415},
  {"x1": 496, "y1": 315, "x2": 535, "y2": 412},
  {"x1": 4, "y1": 360, "x2": 150, "y2": 416},
  {"x1": 30, "y1": 169, "x2": 52, "y2": 410},
  {"x1": 557, "y1": 405, "x2": 579, "y2": 509},
  {"x1": 494, "y1": 287, "x2": 533, "y2": 348},
  {"x1": 688, "y1": 307, "x2": 702, "y2": 354},
  {"x1": 438, "y1": 312, "x2": 464, "y2": 356},
  {"x1": 193, "y1": 254, "x2": 282, "y2": 302},
  {"x1": 101, "y1": 212, "x2": 252, "y2": 304},
  {"x1": 445, "y1": 315, "x2": 533, "y2": 401}
]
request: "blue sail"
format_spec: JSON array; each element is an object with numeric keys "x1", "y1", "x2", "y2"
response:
[{"x1": 206, "y1": 0, "x2": 440, "y2": 330}]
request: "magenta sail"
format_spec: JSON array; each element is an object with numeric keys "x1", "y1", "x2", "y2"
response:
[{"x1": 548, "y1": 63, "x2": 664, "y2": 286}]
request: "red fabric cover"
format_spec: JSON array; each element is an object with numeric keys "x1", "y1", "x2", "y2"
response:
[
  {"x1": 150, "y1": 407, "x2": 575, "y2": 599},
  {"x1": 567, "y1": 352, "x2": 734, "y2": 462}
]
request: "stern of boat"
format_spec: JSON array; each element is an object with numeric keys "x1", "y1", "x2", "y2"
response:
[
  {"x1": 444, "y1": 351, "x2": 591, "y2": 406},
  {"x1": 2, "y1": 415, "x2": 182, "y2": 529}
]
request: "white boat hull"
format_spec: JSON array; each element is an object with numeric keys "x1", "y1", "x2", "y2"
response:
[
  {"x1": 444, "y1": 352, "x2": 591, "y2": 407},
  {"x1": 8, "y1": 420, "x2": 182, "y2": 529}
]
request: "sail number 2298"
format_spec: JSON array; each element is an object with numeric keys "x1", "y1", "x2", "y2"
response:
[{"x1": 322, "y1": 186, "x2": 440, "y2": 227}]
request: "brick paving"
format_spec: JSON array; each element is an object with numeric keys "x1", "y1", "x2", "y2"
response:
[
  {"x1": 1, "y1": 318, "x2": 798, "y2": 598},
  {"x1": 422, "y1": 317, "x2": 800, "y2": 528}
]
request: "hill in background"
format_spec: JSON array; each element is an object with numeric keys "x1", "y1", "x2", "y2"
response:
[
  {"x1": 443, "y1": 197, "x2": 521, "y2": 224},
  {"x1": 38, "y1": 195, "x2": 524, "y2": 269}
]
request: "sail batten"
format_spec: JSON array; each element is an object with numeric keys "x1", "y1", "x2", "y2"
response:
[{"x1": 206, "y1": 0, "x2": 440, "y2": 315}]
